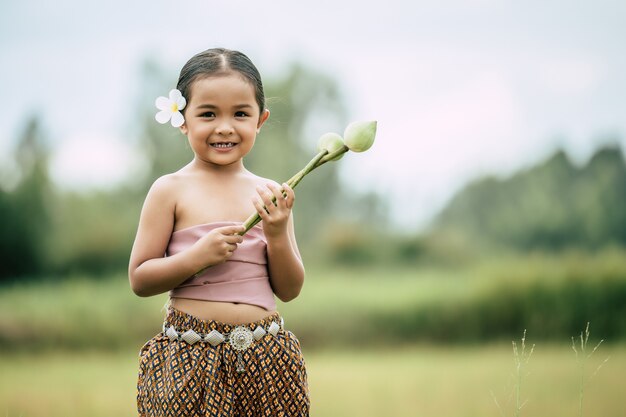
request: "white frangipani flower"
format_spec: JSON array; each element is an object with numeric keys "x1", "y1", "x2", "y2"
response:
[{"x1": 155, "y1": 89, "x2": 187, "y2": 127}]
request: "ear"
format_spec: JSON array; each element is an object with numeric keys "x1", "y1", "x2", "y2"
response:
[
  {"x1": 257, "y1": 109, "x2": 270, "y2": 133},
  {"x1": 179, "y1": 122, "x2": 188, "y2": 136}
]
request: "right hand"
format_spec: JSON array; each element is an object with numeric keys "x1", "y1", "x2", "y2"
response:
[{"x1": 193, "y1": 225, "x2": 245, "y2": 268}]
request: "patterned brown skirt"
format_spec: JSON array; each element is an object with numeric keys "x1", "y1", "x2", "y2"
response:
[{"x1": 137, "y1": 306, "x2": 310, "y2": 417}]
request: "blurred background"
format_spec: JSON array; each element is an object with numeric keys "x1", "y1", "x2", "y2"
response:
[{"x1": 1, "y1": 1, "x2": 625, "y2": 416}]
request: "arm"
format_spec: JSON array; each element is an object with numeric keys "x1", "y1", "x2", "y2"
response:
[
  {"x1": 253, "y1": 182, "x2": 305, "y2": 302},
  {"x1": 128, "y1": 176, "x2": 244, "y2": 297}
]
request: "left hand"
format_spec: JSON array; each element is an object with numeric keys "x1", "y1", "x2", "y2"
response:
[{"x1": 252, "y1": 182, "x2": 295, "y2": 238}]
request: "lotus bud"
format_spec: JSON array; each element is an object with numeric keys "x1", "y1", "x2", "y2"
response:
[
  {"x1": 316, "y1": 132, "x2": 345, "y2": 161},
  {"x1": 343, "y1": 120, "x2": 377, "y2": 152}
]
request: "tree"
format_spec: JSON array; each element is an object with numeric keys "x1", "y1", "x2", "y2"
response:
[
  {"x1": 0, "y1": 117, "x2": 51, "y2": 281},
  {"x1": 432, "y1": 145, "x2": 626, "y2": 251}
]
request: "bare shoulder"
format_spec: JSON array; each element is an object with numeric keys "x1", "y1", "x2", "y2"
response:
[
  {"x1": 249, "y1": 173, "x2": 281, "y2": 188},
  {"x1": 146, "y1": 172, "x2": 187, "y2": 204},
  {"x1": 151, "y1": 171, "x2": 186, "y2": 190}
]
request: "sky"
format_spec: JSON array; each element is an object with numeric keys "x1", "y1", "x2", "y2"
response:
[{"x1": 2, "y1": 0, "x2": 626, "y2": 230}]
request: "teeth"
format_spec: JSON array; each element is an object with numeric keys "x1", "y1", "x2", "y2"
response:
[{"x1": 212, "y1": 142, "x2": 235, "y2": 148}]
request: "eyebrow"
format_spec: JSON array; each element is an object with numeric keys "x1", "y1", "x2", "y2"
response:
[{"x1": 195, "y1": 104, "x2": 254, "y2": 109}]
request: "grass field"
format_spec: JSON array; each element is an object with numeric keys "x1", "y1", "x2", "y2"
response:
[
  {"x1": 1, "y1": 253, "x2": 625, "y2": 416},
  {"x1": 2, "y1": 251, "x2": 625, "y2": 350},
  {"x1": 1, "y1": 343, "x2": 623, "y2": 417}
]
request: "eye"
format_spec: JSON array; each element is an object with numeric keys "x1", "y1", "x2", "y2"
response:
[
  {"x1": 200, "y1": 111, "x2": 215, "y2": 118},
  {"x1": 235, "y1": 111, "x2": 249, "y2": 118}
]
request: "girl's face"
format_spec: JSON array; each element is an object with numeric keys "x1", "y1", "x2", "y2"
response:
[{"x1": 180, "y1": 73, "x2": 269, "y2": 169}]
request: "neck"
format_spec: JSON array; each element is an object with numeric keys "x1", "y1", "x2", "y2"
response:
[{"x1": 189, "y1": 157, "x2": 248, "y2": 177}]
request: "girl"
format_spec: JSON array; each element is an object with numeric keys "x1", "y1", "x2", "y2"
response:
[{"x1": 129, "y1": 48, "x2": 309, "y2": 417}]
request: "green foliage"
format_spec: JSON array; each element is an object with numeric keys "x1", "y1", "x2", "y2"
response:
[
  {"x1": 320, "y1": 223, "x2": 383, "y2": 265},
  {"x1": 433, "y1": 146, "x2": 626, "y2": 252},
  {"x1": 45, "y1": 190, "x2": 141, "y2": 274},
  {"x1": 0, "y1": 273, "x2": 168, "y2": 351},
  {"x1": 372, "y1": 249, "x2": 626, "y2": 344},
  {"x1": 311, "y1": 223, "x2": 477, "y2": 268},
  {"x1": 2, "y1": 250, "x2": 625, "y2": 351},
  {"x1": 0, "y1": 117, "x2": 51, "y2": 281}
]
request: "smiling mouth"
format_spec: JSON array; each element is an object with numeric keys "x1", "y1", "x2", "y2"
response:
[{"x1": 210, "y1": 142, "x2": 236, "y2": 148}]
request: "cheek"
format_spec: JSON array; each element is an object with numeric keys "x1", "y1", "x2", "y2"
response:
[
  {"x1": 188, "y1": 123, "x2": 211, "y2": 135},
  {"x1": 241, "y1": 123, "x2": 259, "y2": 137}
]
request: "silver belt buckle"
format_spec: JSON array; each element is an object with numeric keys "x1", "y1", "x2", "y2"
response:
[
  {"x1": 229, "y1": 326, "x2": 254, "y2": 373},
  {"x1": 230, "y1": 326, "x2": 254, "y2": 351}
]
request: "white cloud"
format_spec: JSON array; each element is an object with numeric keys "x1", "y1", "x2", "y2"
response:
[{"x1": 535, "y1": 56, "x2": 607, "y2": 96}]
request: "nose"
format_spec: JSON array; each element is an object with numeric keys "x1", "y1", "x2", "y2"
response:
[{"x1": 216, "y1": 120, "x2": 234, "y2": 136}]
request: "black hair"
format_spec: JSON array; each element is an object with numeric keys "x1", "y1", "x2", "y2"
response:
[{"x1": 176, "y1": 48, "x2": 265, "y2": 113}]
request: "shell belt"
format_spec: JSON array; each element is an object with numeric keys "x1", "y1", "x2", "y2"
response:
[{"x1": 162, "y1": 318, "x2": 284, "y2": 373}]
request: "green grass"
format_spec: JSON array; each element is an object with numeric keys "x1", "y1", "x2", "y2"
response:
[
  {"x1": 1, "y1": 249, "x2": 626, "y2": 350},
  {"x1": 0, "y1": 266, "x2": 468, "y2": 350},
  {"x1": 0, "y1": 274, "x2": 170, "y2": 350},
  {"x1": 1, "y1": 344, "x2": 623, "y2": 417},
  {"x1": 1, "y1": 253, "x2": 624, "y2": 416}
]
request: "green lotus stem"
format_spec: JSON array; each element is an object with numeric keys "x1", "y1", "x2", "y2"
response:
[
  {"x1": 238, "y1": 120, "x2": 377, "y2": 236},
  {"x1": 313, "y1": 145, "x2": 349, "y2": 168},
  {"x1": 287, "y1": 149, "x2": 331, "y2": 187},
  {"x1": 283, "y1": 145, "x2": 349, "y2": 187},
  {"x1": 239, "y1": 149, "x2": 329, "y2": 235}
]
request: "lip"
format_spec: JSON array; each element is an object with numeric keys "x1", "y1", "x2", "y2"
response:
[{"x1": 209, "y1": 142, "x2": 238, "y2": 152}]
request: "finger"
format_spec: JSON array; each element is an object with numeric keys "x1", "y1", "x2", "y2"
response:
[
  {"x1": 223, "y1": 234, "x2": 244, "y2": 244},
  {"x1": 216, "y1": 225, "x2": 246, "y2": 235},
  {"x1": 282, "y1": 183, "x2": 295, "y2": 208},
  {"x1": 252, "y1": 197, "x2": 269, "y2": 218},
  {"x1": 266, "y1": 183, "x2": 287, "y2": 208},
  {"x1": 219, "y1": 241, "x2": 237, "y2": 256},
  {"x1": 257, "y1": 185, "x2": 276, "y2": 208}
]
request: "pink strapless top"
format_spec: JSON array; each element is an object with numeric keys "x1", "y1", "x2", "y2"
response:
[{"x1": 167, "y1": 221, "x2": 276, "y2": 311}]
